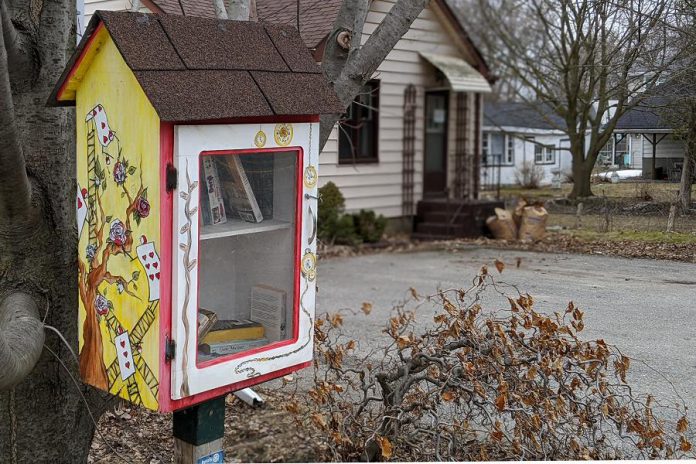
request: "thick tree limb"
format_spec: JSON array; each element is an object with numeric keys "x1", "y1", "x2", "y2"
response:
[
  {"x1": 0, "y1": 1, "x2": 32, "y2": 221},
  {"x1": 226, "y1": 0, "x2": 250, "y2": 21},
  {"x1": 320, "y1": 0, "x2": 429, "y2": 148},
  {"x1": 212, "y1": 0, "x2": 228, "y2": 19},
  {"x1": 0, "y1": 292, "x2": 43, "y2": 391}
]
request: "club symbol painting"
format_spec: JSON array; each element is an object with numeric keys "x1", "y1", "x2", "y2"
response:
[{"x1": 77, "y1": 103, "x2": 160, "y2": 409}]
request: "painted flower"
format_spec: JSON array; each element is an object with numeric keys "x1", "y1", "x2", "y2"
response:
[
  {"x1": 94, "y1": 294, "x2": 109, "y2": 316},
  {"x1": 113, "y1": 161, "x2": 126, "y2": 185},
  {"x1": 109, "y1": 219, "x2": 127, "y2": 247},
  {"x1": 135, "y1": 196, "x2": 150, "y2": 219},
  {"x1": 85, "y1": 243, "x2": 97, "y2": 261}
]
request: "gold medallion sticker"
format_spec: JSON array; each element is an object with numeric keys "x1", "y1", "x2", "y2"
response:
[
  {"x1": 303, "y1": 165, "x2": 318, "y2": 189},
  {"x1": 301, "y1": 249, "x2": 317, "y2": 281},
  {"x1": 254, "y1": 130, "x2": 267, "y2": 148},
  {"x1": 274, "y1": 123, "x2": 293, "y2": 146}
]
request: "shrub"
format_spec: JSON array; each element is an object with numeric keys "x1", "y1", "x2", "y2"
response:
[
  {"x1": 318, "y1": 182, "x2": 385, "y2": 245},
  {"x1": 352, "y1": 209, "x2": 387, "y2": 243},
  {"x1": 333, "y1": 214, "x2": 360, "y2": 246},
  {"x1": 514, "y1": 161, "x2": 546, "y2": 189},
  {"x1": 318, "y1": 182, "x2": 346, "y2": 244}
]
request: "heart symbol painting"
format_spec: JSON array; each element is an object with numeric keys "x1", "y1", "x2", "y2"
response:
[
  {"x1": 103, "y1": 135, "x2": 108, "y2": 144},
  {"x1": 120, "y1": 340, "x2": 126, "y2": 348},
  {"x1": 155, "y1": 272, "x2": 160, "y2": 280},
  {"x1": 77, "y1": 197, "x2": 83, "y2": 209},
  {"x1": 149, "y1": 252, "x2": 154, "y2": 258},
  {"x1": 141, "y1": 255, "x2": 147, "y2": 261},
  {"x1": 153, "y1": 262, "x2": 158, "y2": 269},
  {"x1": 125, "y1": 361, "x2": 130, "y2": 369},
  {"x1": 149, "y1": 274, "x2": 154, "y2": 281},
  {"x1": 145, "y1": 263, "x2": 150, "y2": 269},
  {"x1": 123, "y1": 351, "x2": 128, "y2": 358},
  {"x1": 101, "y1": 122, "x2": 106, "y2": 129}
]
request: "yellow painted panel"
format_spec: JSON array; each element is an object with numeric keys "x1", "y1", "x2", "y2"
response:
[{"x1": 75, "y1": 33, "x2": 162, "y2": 411}]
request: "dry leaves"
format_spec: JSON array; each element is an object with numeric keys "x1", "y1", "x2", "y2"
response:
[{"x1": 376, "y1": 436, "x2": 393, "y2": 458}]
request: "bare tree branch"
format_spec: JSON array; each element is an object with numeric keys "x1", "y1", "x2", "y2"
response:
[
  {"x1": 226, "y1": 0, "x2": 250, "y2": 21},
  {"x1": 320, "y1": 0, "x2": 429, "y2": 148},
  {"x1": 212, "y1": 0, "x2": 228, "y2": 19}
]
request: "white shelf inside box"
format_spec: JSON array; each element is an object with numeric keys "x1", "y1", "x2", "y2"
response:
[{"x1": 200, "y1": 218, "x2": 292, "y2": 240}]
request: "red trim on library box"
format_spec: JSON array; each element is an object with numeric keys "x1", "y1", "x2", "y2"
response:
[
  {"x1": 158, "y1": 122, "x2": 175, "y2": 411},
  {"x1": 194, "y1": 146, "x2": 304, "y2": 369},
  {"x1": 56, "y1": 22, "x2": 106, "y2": 102},
  {"x1": 167, "y1": 115, "x2": 320, "y2": 126}
]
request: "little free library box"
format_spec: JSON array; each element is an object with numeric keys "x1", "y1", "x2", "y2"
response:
[{"x1": 49, "y1": 11, "x2": 343, "y2": 412}]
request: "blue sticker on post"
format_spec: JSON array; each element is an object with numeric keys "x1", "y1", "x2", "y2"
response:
[{"x1": 197, "y1": 450, "x2": 224, "y2": 464}]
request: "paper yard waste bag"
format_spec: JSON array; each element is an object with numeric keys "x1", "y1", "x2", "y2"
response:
[
  {"x1": 486, "y1": 207, "x2": 517, "y2": 240},
  {"x1": 518, "y1": 205, "x2": 548, "y2": 242},
  {"x1": 513, "y1": 198, "x2": 527, "y2": 227}
]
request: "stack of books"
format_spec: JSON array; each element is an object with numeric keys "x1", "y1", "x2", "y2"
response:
[{"x1": 197, "y1": 311, "x2": 267, "y2": 359}]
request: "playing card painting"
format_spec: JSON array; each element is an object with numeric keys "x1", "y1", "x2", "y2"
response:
[{"x1": 77, "y1": 99, "x2": 161, "y2": 409}]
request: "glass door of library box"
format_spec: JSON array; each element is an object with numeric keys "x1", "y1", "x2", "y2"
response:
[{"x1": 170, "y1": 123, "x2": 317, "y2": 400}]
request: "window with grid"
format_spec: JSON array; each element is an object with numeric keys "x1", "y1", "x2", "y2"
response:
[
  {"x1": 338, "y1": 80, "x2": 380, "y2": 164},
  {"x1": 535, "y1": 143, "x2": 555, "y2": 164}
]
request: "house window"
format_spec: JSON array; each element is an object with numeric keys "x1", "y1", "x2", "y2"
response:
[
  {"x1": 535, "y1": 144, "x2": 555, "y2": 164},
  {"x1": 598, "y1": 140, "x2": 613, "y2": 165},
  {"x1": 506, "y1": 135, "x2": 514, "y2": 164},
  {"x1": 339, "y1": 80, "x2": 380, "y2": 164},
  {"x1": 482, "y1": 132, "x2": 514, "y2": 166}
]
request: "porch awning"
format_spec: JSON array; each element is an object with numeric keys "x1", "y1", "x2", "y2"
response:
[{"x1": 420, "y1": 52, "x2": 492, "y2": 93}]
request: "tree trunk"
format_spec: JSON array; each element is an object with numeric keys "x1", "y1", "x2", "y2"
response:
[
  {"x1": 678, "y1": 153, "x2": 693, "y2": 211},
  {"x1": 0, "y1": 1, "x2": 110, "y2": 462},
  {"x1": 569, "y1": 141, "x2": 595, "y2": 199}
]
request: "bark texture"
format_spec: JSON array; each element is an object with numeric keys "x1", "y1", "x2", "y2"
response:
[
  {"x1": 0, "y1": 292, "x2": 43, "y2": 391},
  {"x1": 0, "y1": 0, "x2": 110, "y2": 462}
]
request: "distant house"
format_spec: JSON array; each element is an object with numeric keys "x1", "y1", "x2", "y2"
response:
[
  {"x1": 83, "y1": 0, "x2": 495, "y2": 232},
  {"x1": 615, "y1": 91, "x2": 687, "y2": 181},
  {"x1": 482, "y1": 101, "x2": 571, "y2": 186}
]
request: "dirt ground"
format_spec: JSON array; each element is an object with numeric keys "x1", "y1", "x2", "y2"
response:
[{"x1": 89, "y1": 389, "x2": 323, "y2": 463}]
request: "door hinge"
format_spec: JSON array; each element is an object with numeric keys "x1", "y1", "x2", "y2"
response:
[
  {"x1": 166, "y1": 163, "x2": 178, "y2": 192},
  {"x1": 165, "y1": 336, "x2": 176, "y2": 362}
]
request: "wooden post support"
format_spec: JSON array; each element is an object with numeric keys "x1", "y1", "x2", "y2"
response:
[{"x1": 173, "y1": 396, "x2": 226, "y2": 464}]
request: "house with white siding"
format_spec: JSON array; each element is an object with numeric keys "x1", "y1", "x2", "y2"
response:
[
  {"x1": 482, "y1": 101, "x2": 571, "y2": 186},
  {"x1": 615, "y1": 93, "x2": 688, "y2": 181},
  {"x1": 83, "y1": 0, "x2": 497, "y2": 237}
]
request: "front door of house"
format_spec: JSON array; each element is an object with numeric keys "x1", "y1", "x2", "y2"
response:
[{"x1": 423, "y1": 91, "x2": 449, "y2": 196}]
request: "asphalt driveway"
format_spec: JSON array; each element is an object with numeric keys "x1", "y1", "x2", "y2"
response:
[{"x1": 316, "y1": 247, "x2": 696, "y2": 417}]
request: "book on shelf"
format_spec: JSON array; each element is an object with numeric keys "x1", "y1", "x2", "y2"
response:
[
  {"x1": 216, "y1": 155, "x2": 263, "y2": 223},
  {"x1": 200, "y1": 319, "x2": 265, "y2": 344},
  {"x1": 250, "y1": 285, "x2": 287, "y2": 342},
  {"x1": 197, "y1": 308, "x2": 218, "y2": 340},
  {"x1": 240, "y1": 156, "x2": 274, "y2": 219},
  {"x1": 199, "y1": 337, "x2": 269, "y2": 357},
  {"x1": 201, "y1": 156, "x2": 227, "y2": 226}
]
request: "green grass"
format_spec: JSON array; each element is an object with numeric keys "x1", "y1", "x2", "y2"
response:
[
  {"x1": 486, "y1": 181, "x2": 690, "y2": 203},
  {"x1": 558, "y1": 228, "x2": 696, "y2": 244}
]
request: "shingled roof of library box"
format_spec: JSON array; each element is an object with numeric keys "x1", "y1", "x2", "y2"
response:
[{"x1": 48, "y1": 11, "x2": 345, "y2": 120}]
